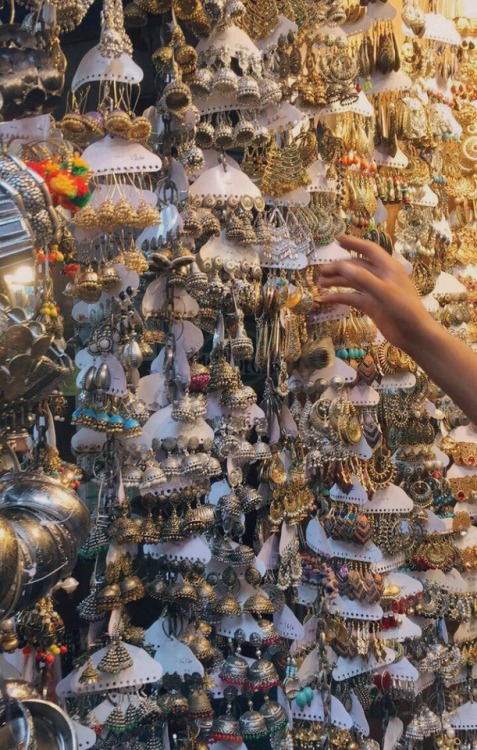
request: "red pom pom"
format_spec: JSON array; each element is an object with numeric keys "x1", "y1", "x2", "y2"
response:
[
  {"x1": 45, "y1": 654, "x2": 55, "y2": 664},
  {"x1": 74, "y1": 178, "x2": 89, "y2": 197},
  {"x1": 22, "y1": 646, "x2": 31, "y2": 655},
  {"x1": 26, "y1": 161, "x2": 48, "y2": 178},
  {"x1": 60, "y1": 646, "x2": 68, "y2": 655}
]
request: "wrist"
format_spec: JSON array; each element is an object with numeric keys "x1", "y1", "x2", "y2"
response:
[{"x1": 405, "y1": 312, "x2": 443, "y2": 360}]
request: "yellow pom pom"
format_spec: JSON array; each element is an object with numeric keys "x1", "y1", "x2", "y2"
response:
[
  {"x1": 70, "y1": 155, "x2": 89, "y2": 171},
  {"x1": 45, "y1": 160, "x2": 57, "y2": 174},
  {"x1": 50, "y1": 173, "x2": 77, "y2": 199}
]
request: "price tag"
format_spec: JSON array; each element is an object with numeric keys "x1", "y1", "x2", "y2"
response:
[
  {"x1": 383, "y1": 717, "x2": 403, "y2": 750},
  {"x1": 387, "y1": 657, "x2": 418, "y2": 682},
  {"x1": 145, "y1": 621, "x2": 204, "y2": 678},
  {"x1": 293, "y1": 615, "x2": 317, "y2": 650},
  {"x1": 274, "y1": 605, "x2": 305, "y2": 641},
  {"x1": 108, "y1": 609, "x2": 122, "y2": 637},
  {"x1": 257, "y1": 534, "x2": 280, "y2": 570},
  {"x1": 0, "y1": 114, "x2": 51, "y2": 141},
  {"x1": 276, "y1": 687, "x2": 293, "y2": 728},
  {"x1": 349, "y1": 691, "x2": 369, "y2": 736},
  {"x1": 280, "y1": 523, "x2": 297, "y2": 555},
  {"x1": 279, "y1": 404, "x2": 298, "y2": 435},
  {"x1": 297, "y1": 648, "x2": 319, "y2": 684},
  {"x1": 72, "y1": 718, "x2": 96, "y2": 750}
]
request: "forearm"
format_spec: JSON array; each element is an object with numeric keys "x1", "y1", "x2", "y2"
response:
[{"x1": 405, "y1": 316, "x2": 477, "y2": 424}]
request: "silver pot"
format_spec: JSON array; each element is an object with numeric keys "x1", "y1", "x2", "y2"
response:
[
  {"x1": 0, "y1": 473, "x2": 90, "y2": 544},
  {"x1": 0, "y1": 517, "x2": 18, "y2": 605},
  {"x1": 0, "y1": 696, "x2": 34, "y2": 750},
  {"x1": 3, "y1": 685, "x2": 77, "y2": 750},
  {"x1": 0, "y1": 473, "x2": 90, "y2": 618},
  {"x1": 2, "y1": 508, "x2": 66, "y2": 610},
  {"x1": 23, "y1": 700, "x2": 77, "y2": 750}
]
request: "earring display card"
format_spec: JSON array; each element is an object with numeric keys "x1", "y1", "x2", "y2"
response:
[{"x1": 7, "y1": 0, "x2": 477, "y2": 744}]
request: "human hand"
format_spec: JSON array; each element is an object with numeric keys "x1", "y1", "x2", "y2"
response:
[{"x1": 319, "y1": 235, "x2": 435, "y2": 355}]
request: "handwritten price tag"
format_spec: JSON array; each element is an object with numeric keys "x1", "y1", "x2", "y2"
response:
[
  {"x1": 257, "y1": 534, "x2": 279, "y2": 570},
  {"x1": 274, "y1": 605, "x2": 305, "y2": 640}
]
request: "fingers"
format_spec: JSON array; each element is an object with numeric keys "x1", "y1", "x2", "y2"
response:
[
  {"x1": 321, "y1": 290, "x2": 372, "y2": 314},
  {"x1": 319, "y1": 259, "x2": 386, "y2": 298},
  {"x1": 337, "y1": 235, "x2": 392, "y2": 268},
  {"x1": 319, "y1": 275, "x2": 349, "y2": 287},
  {"x1": 321, "y1": 257, "x2": 373, "y2": 273},
  {"x1": 320, "y1": 257, "x2": 374, "y2": 284}
]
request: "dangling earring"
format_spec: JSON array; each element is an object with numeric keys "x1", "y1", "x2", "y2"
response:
[{"x1": 230, "y1": 308, "x2": 254, "y2": 361}]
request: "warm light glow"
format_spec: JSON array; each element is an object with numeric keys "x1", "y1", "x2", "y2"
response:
[{"x1": 4, "y1": 264, "x2": 35, "y2": 288}]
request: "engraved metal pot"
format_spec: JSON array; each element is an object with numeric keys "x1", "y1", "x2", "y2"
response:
[{"x1": 0, "y1": 472, "x2": 90, "y2": 619}]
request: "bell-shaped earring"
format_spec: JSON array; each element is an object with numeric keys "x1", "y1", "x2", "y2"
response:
[{"x1": 230, "y1": 308, "x2": 254, "y2": 361}]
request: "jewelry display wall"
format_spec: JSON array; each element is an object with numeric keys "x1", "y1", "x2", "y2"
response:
[{"x1": 1, "y1": 0, "x2": 477, "y2": 749}]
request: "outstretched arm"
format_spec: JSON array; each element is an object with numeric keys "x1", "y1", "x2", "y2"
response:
[{"x1": 320, "y1": 235, "x2": 477, "y2": 424}]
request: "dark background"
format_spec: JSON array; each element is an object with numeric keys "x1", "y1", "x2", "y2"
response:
[
  {"x1": 62, "y1": 1, "x2": 164, "y2": 111},
  {"x1": 3, "y1": 0, "x2": 164, "y2": 111},
  {"x1": 59, "y1": 2, "x2": 162, "y2": 111}
]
